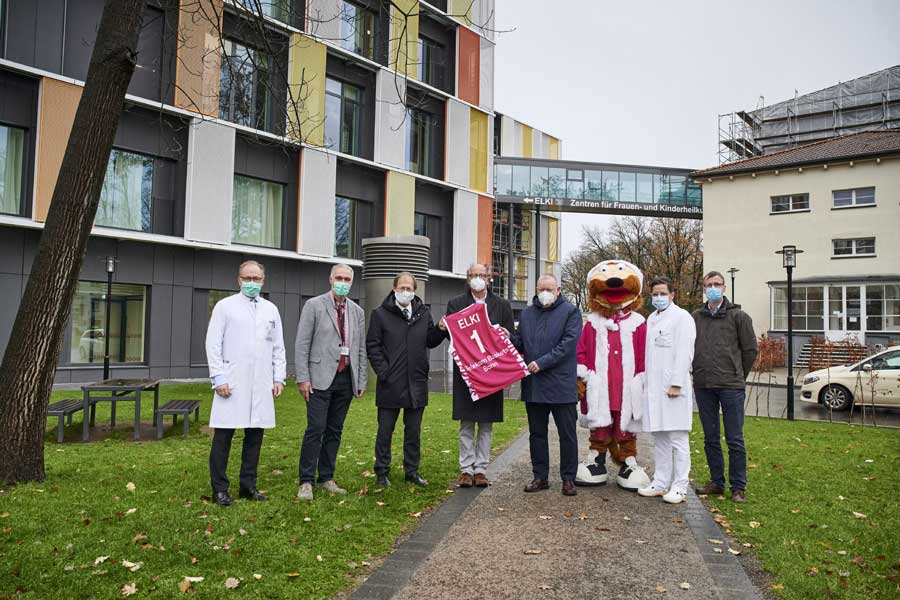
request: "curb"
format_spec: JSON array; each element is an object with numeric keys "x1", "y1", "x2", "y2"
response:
[{"x1": 348, "y1": 430, "x2": 530, "y2": 600}]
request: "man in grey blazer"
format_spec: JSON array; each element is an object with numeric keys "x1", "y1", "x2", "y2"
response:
[{"x1": 295, "y1": 264, "x2": 368, "y2": 500}]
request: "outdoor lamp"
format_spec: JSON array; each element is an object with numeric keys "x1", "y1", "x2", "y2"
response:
[
  {"x1": 106, "y1": 256, "x2": 116, "y2": 274},
  {"x1": 777, "y1": 244, "x2": 803, "y2": 268},
  {"x1": 775, "y1": 245, "x2": 803, "y2": 420}
]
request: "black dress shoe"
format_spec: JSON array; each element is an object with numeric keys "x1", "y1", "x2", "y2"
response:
[
  {"x1": 524, "y1": 479, "x2": 550, "y2": 492},
  {"x1": 376, "y1": 474, "x2": 391, "y2": 487},
  {"x1": 561, "y1": 480, "x2": 577, "y2": 496},
  {"x1": 404, "y1": 473, "x2": 428, "y2": 487},
  {"x1": 214, "y1": 491, "x2": 233, "y2": 506},
  {"x1": 238, "y1": 487, "x2": 268, "y2": 501}
]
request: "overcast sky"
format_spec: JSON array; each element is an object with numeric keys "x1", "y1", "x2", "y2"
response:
[{"x1": 493, "y1": 0, "x2": 900, "y2": 259}]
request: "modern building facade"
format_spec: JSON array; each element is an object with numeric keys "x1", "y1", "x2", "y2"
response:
[
  {"x1": 694, "y1": 131, "x2": 900, "y2": 354},
  {"x1": 0, "y1": 0, "x2": 502, "y2": 386}
]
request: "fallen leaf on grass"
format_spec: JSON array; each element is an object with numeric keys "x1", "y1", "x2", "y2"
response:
[
  {"x1": 655, "y1": 583, "x2": 667, "y2": 593},
  {"x1": 93, "y1": 556, "x2": 109, "y2": 565},
  {"x1": 497, "y1": 507, "x2": 506, "y2": 512},
  {"x1": 728, "y1": 548, "x2": 741, "y2": 556},
  {"x1": 316, "y1": 555, "x2": 323, "y2": 562},
  {"x1": 303, "y1": 517, "x2": 312, "y2": 522},
  {"x1": 253, "y1": 574, "x2": 262, "y2": 580},
  {"x1": 679, "y1": 582, "x2": 691, "y2": 590},
  {"x1": 563, "y1": 511, "x2": 573, "y2": 518},
  {"x1": 286, "y1": 573, "x2": 300, "y2": 578},
  {"x1": 376, "y1": 501, "x2": 385, "y2": 507},
  {"x1": 121, "y1": 560, "x2": 143, "y2": 572},
  {"x1": 849, "y1": 556, "x2": 866, "y2": 566},
  {"x1": 837, "y1": 550, "x2": 848, "y2": 555},
  {"x1": 769, "y1": 583, "x2": 785, "y2": 590},
  {"x1": 126, "y1": 482, "x2": 136, "y2": 493},
  {"x1": 790, "y1": 508, "x2": 800, "y2": 514},
  {"x1": 852, "y1": 512, "x2": 867, "y2": 520},
  {"x1": 749, "y1": 521, "x2": 761, "y2": 528},
  {"x1": 407, "y1": 512, "x2": 422, "y2": 519},
  {"x1": 0, "y1": 512, "x2": 9, "y2": 518},
  {"x1": 539, "y1": 515, "x2": 553, "y2": 520},
  {"x1": 271, "y1": 469, "x2": 283, "y2": 475},
  {"x1": 524, "y1": 549, "x2": 542, "y2": 555},
  {"x1": 742, "y1": 543, "x2": 753, "y2": 548},
  {"x1": 224, "y1": 577, "x2": 240, "y2": 589},
  {"x1": 122, "y1": 582, "x2": 137, "y2": 596},
  {"x1": 132, "y1": 533, "x2": 147, "y2": 543},
  {"x1": 91, "y1": 569, "x2": 108, "y2": 575},
  {"x1": 807, "y1": 567, "x2": 819, "y2": 576},
  {"x1": 864, "y1": 459, "x2": 874, "y2": 463},
  {"x1": 356, "y1": 486, "x2": 369, "y2": 496},
  {"x1": 191, "y1": 557, "x2": 199, "y2": 564},
  {"x1": 713, "y1": 548, "x2": 723, "y2": 554},
  {"x1": 125, "y1": 508, "x2": 137, "y2": 515}
]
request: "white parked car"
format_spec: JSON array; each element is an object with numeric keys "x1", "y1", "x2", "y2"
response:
[{"x1": 800, "y1": 345, "x2": 900, "y2": 411}]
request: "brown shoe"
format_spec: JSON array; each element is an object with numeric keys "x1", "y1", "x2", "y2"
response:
[
  {"x1": 695, "y1": 481, "x2": 725, "y2": 496},
  {"x1": 562, "y1": 480, "x2": 577, "y2": 496},
  {"x1": 474, "y1": 473, "x2": 490, "y2": 487},
  {"x1": 732, "y1": 489, "x2": 746, "y2": 504},
  {"x1": 458, "y1": 473, "x2": 474, "y2": 488},
  {"x1": 524, "y1": 479, "x2": 549, "y2": 493}
]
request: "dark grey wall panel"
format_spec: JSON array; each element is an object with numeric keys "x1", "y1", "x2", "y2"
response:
[
  {"x1": 192, "y1": 251, "x2": 214, "y2": 289},
  {"x1": 5, "y1": 0, "x2": 66, "y2": 72},
  {"x1": 152, "y1": 244, "x2": 174, "y2": 284},
  {"x1": 257, "y1": 253, "x2": 285, "y2": 293},
  {"x1": 170, "y1": 284, "x2": 193, "y2": 367},
  {"x1": 171, "y1": 246, "x2": 194, "y2": 286},
  {"x1": 116, "y1": 241, "x2": 156, "y2": 284},
  {"x1": 414, "y1": 182, "x2": 453, "y2": 271},
  {"x1": 211, "y1": 252, "x2": 240, "y2": 291},
  {"x1": 0, "y1": 69, "x2": 39, "y2": 217},
  {"x1": 0, "y1": 226, "x2": 24, "y2": 274},
  {"x1": 189, "y1": 288, "x2": 209, "y2": 365},
  {"x1": 149, "y1": 283, "x2": 173, "y2": 367},
  {"x1": 0, "y1": 273, "x2": 23, "y2": 355}
]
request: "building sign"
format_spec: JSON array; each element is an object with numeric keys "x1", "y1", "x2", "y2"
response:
[{"x1": 496, "y1": 195, "x2": 703, "y2": 219}]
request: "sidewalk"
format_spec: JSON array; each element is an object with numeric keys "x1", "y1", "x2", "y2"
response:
[{"x1": 350, "y1": 427, "x2": 762, "y2": 600}]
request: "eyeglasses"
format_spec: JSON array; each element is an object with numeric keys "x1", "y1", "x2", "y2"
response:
[
  {"x1": 704, "y1": 282, "x2": 724, "y2": 289},
  {"x1": 239, "y1": 276, "x2": 264, "y2": 283}
]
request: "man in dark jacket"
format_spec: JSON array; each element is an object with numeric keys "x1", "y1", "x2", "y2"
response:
[
  {"x1": 367, "y1": 272, "x2": 445, "y2": 488},
  {"x1": 437, "y1": 263, "x2": 514, "y2": 488},
  {"x1": 512, "y1": 274, "x2": 583, "y2": 496},
  {"x1": 692, "y1": 270, "x2": 758, "y2": 504}
]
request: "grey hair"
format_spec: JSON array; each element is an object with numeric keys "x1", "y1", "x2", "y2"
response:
[
  {"x1": 238, "y1": 260, "x2": 265, "y2": 276},
  {"x1": 331, "y1": 263, "x2": 354, "y2": 278},
  {"x1": 466, "y1": 262, "x2": 488, "y2": 276},
  {"x1": 537, "y1": 273, "x2": 558, "y2": 286}
]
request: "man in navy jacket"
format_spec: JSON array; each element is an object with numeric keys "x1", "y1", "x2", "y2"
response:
[{"x1": 512, "y1": 274, "x2": 583, "y2": 496}]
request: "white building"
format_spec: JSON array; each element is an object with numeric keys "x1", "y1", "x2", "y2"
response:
[{"x1": 694, "y1": 130, "x2": 900, "y2": 352}]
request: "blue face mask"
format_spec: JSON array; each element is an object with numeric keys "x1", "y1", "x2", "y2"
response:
[
  {"x1": 705, "y1": 287, "x2": 723, "y2": 303},
  {"x1": 651, "y1": 295, "x2": 670, "y2": 311}
]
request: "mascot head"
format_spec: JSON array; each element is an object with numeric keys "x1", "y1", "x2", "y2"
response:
[{"x1": 587, "y1": 260, "x2": 643, "y2": 317}]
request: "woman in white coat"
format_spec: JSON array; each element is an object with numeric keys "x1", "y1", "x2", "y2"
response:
[{"x1": 638, "y1": 276, "x2": 696, "y2": 504}]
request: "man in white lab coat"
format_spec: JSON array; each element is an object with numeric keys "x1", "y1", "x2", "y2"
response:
[
  {"x1": 637, "y1": 276, "x2": 696, "y2": 504},
  {"x1": 206, "y1": 260, "x2": 286, "y2": 506}
]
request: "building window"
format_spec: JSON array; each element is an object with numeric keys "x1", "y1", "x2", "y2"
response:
[
  {"x1": 95, "y1": 149, "x2": 153, "y2": 232},
  {"x1": 636, "y1": 172, "x2": 653, "y2": 203},
  {"x1": 334, "y1": 195, "x2": 357, "y2": 258},
  {"x1": 772, "y1": 285, "x2": 824, "y2": 331},
  {"x1": 324, "y1": 78, "x2": 362, "y2": 155},
  {"x1": 207, "y1": 290, "x2": 233, "y2": 320},
  {"x1": 566, "y1": 170, "x2": 584, "y2": 199},
  {"x1": 770, "y1": 193, "x2": 809, "y2": 213},
  {"x1": 832, "y1": 237, "x2": 875, "y2": 258},
  {"x1": 219, "y1": 39, "x2": 271, "y2": 130},
  {"x1": 866, "y1": 284, "x2": 900, "y2": 331},
  {"x1": 417, "y1": 36, "x2": 445, "y2": 88},
  {"x1": 69, "y1": 282, "x2": 147, "y2": 364},
  {"x1": 832, "y1": 187, "x2": 875, "y2": 208},
  {"x1": 414, "y1": 211, "x2": 428, "y2": 237},
  {"x1": 339, "y1": 0, "x2": 376, "y2": 60},
  {"x1": 232, "y1": 175, "x2": 284, "y2": 248},
  {"x1": 0, "y1": 124, "x2": 25, "y2": 215},
  {"x1": 406, "y1": 108, "x2": 438, "y2": 176}
]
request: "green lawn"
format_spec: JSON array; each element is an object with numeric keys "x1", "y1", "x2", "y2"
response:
[
  {"x1": 0, "y1": 382, "x2": 528, "y2": 599},
  {"x1": 689, "y1": 415, "x2": 900, "y2": 600}
]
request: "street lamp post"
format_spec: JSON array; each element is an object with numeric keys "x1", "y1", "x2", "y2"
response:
[
  {"x1": 727, "y1": 267, "x2": 740, "y2": 303},
  {"x1": 775, "y1": 245, "x2": 803, "y2": 421},
  {"x1": 103, "y1": 256, "x2": 116, "y2": 381}
]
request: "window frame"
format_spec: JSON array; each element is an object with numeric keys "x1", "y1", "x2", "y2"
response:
[
  {"x1": 770, "y1": 284, "x2": 825, "y2": 332},
  {"x1": 231, "y1": 173, "x2": 286, "y2": 249},
  {"x1": 832, "y1": 186, "x2": 876, "y2": 210},
  {"x1": 831, "y1": 237, "x2": 876, "y2": 259},
  {"x1": 324, "y1": 77, "x2": 363, "y2": 156},
  {"x1": 339, "y1": 0, "x2": 377, "y2": 60},
  {"x1": 0, "y1": 121, "x2": 27, "y2": 217},
  {"x1": 219, "y1": 37, "x2": 272, "y2": 131},
  {"x1": 95, "y1": 147, "x2": 155, "y2": 233},
  {"x1": 334, "y1": 195, "x2": 359, "y2": 259},
  {"x1": 769, "y1": 193, "x2": 810, "y2": 214},
  {"x1": 68, "y1": 281, "x2": 149, "y2": 366},
  {"x1": 406, "y1": 106, "x2": 439, "y2": 177}
]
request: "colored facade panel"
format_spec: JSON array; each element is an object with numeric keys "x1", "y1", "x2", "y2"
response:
[
  {"x1": 479, "y1": 38, "x2": 494, "y2": 111},
  {"x1": 298, "y1": 148, "x2": 337, "y2": 256},
  {"x1": 521, "y1": 124, "x2": 533, "y2": 158},
  {"x1": 391, "y1": 0, "x2": 419, "y2": 78},
  {"x1": 374, "y1": 69, "x2": 407, "y2": 169},
  {"x1": 500, "y1": 114, "x2": 516, "y2": 157},
  {"x1": 34, "y1": 77, "x2": 81, "y2": 222},
  {"x1": 184, "y1": 119, "x2": 235, "y2": 245},
  {"x1": 476, "y1": 194, "x2": 493, "y2": 268},
  {"x1": 452, "y1": 189, "x2": 478, "y2": 273},
  {"x1": 385, "y1": 171, "x2": 415, "y2": 235},
  {"x1": 547, "y1": 216, "x2": 559, "y2": 261},
  {"x1": 469, "y1": 109, "x2": 488, "y2": 192},
  {"x1": 288, "y1": 34, "x2": 327, "y2": 146},
  {"x1": 174, "y1": 0, "x2": 223, "y2": 117},
  {"x1": 445, "y1": 99, "x2": 470, "y2": 187},
  {"x1": 457, "y1": 27, "x2": 480, "y2": 106},
  {"x1": 548, "y1": 136, "x2": 560, "y2": 159},
  {"x1": 306, "y1": 0, "x2": 342, "y2": 40},
  {"x1": 449, "y1": 0, "x2": 474, "y2": 23}
]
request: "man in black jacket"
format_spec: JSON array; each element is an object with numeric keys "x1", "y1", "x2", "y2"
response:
[
  {"x1": 366, "y1": 272, "x2": 445, "y2": 487},
  {"x1": 692, "y1": 270, "x2": 758, "y2": 504},
  {"x1": 437, "y1": 263, "x2": 515, "y2": 488}
]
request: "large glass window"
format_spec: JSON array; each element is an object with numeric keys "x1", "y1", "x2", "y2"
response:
[
  {"x1": 234, "y1": 0, "x2": 292, "y2": 21},
  {"x1": 95, "y1": 149, "x2": 153, "y2": 232},
  {"x1": 832, "y1": 187, "x2": 875, "y2": 208},
  {"x1": 324, "y1": 77, "x2": 362, "y2": 155},
  {"x1": 69, "y1": 282, "x2": 147, "y2": 364},
  {"x1": 339, "y1": 0, "x2": 376, "y2": 60},
  {"x1": 566, "y1": 169, "x2": 583, "y2": 199},
  {"x1": 529, "y1": 166, "x2": 548, "y2": 196},
  {"x1": 334, "y1": 195, "x2": 357, "y2": 258},
  {"x1": 772, "y1": 285, "x2": 823, "y2": 331},
  {"x1": 0, "y1": 124, "x2": 24, "y2": 215},
  {"x1": 232, "y1": 175, "x2": 284, "y2": 248},
  {"x1": 547, "y1": 168, "x2": 565, "y2": 197},
  {"x1": 219, "y1": 39, "x2": 271, "y2": 130},
  {"x1": 495, "y1": 164, "x2": 512, "y2": 196},
  {"x1": 511, "y1": 165, "x2": 530, "y2": 196},
  {"x1": 601, "y1": 171, "x2": 619, "y2": 201},
  {"x1": 770, "y1": 193, "x2": 809, "y2": 213},
  {"x1": 406, "y1": 108, "x2": 438, "y2": 176},
  {"x1": 636, "y1": 172, "x2": 653, "y2": 203},
  {"x1": 866, "y1": 284, "x2": 900, "y2": 331},
  {"x1": 619, "y1": 172, "x2": 636, "y2": 202},
  {"x1": 585, "y1": 170, "x2": 603, "y2": 200},
  {"x1": 417, "y1": 36, "x2": 444, "y2": 88}
]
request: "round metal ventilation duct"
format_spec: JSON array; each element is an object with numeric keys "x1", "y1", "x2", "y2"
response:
[{"x1": 361, "y1": 235, "x2": 431, "y2": 282}]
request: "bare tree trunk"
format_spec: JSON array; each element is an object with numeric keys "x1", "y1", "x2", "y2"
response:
[{"x1": 0, "y1": 0, "x2": 145, "y2": 484}]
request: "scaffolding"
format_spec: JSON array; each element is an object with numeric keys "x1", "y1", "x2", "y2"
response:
[{"x1": 718, "y1": 65, "x2": 900, "y2": 164}]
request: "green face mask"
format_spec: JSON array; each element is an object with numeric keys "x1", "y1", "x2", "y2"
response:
[
  {"x1": 333, "y1": 281, "x2": 351, "y2": 297},
  {"x1": 241, "y1": 282, "x2": 262, "y2": 298}
]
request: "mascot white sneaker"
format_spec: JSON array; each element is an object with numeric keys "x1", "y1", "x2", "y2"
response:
[
  {"x1": 616, "y1": 456, "x2": 651, "y2": 492},
  {"x1": 575, "y1": 449, "x2": 608, "y2": 486}
]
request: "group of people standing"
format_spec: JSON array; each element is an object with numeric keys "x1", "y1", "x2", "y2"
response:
[{"x1": 204, "y1": 260, "x2": 756, "y2": 507}]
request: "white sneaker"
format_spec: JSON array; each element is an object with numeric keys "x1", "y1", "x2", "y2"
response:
[
  {"x1": 663, "y1": 489, "x2": 687, "y2": 504},
  {"x1": 318, "y1": 480, "x2": 347, "y2": 494},
  {"x1": 638, "y1": 484, "x2": 667, "y2": 497},
  {"x1": 297, "y1": 482, "x2": 313, "y2": 500}
]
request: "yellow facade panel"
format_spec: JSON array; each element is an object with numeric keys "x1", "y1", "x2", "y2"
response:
[
  {"x1": 385, "y1": 171, "x2": 416, "y2": 235},
  {"x1": 547, "y1": 216, "x2": 559, "y2": 261},
  {"x1": 288, "y1": 34, "x2": 327, "y2": 146},
  {"x1": 548, "y1": 136, "x2": 560, "y2": 159},
  {"x1": 469, "y1": 109, "x2": 488, "y2": 193},
  {"x1": 391, "y1": 0, "x2": 419, "y2": 78},
  {"x1": 521, "y1": 124, "x2": 533, "y2": 158}
]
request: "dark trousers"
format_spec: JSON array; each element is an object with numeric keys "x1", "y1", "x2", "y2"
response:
[
  {"x1": 525, "y1": 402, "x2": 579, "y2": 481},
  {"x1": 374, "y1": 406, "x2": 425, "y2": 477},
  {"x1": 299, "y1": 369, "x2": 353, "y2": 484},
  {"x1": 209, "y1": 427, "x2": 264, "y2": 494},
  {"x1": 696, "y1": 388, "x2": 747, "y2": 491}
]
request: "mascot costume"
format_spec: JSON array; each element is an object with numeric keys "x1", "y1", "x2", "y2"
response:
[{"x1": 574, "y1": 260, "x2": 651, "y2": 491}]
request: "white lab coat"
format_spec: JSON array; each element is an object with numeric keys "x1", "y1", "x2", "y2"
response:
[
  {"x1": 206, "y1": 293, "x2": 286, "y2": 429},
  {"x1": 641, "y1": 303, "x2": 696, "y2": 432}
]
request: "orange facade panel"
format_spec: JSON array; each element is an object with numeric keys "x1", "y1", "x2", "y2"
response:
[
  {"x1": 174, "y1": 0, "x2": 223, "y2": 116},
  {"x1": 457, "y1": 27, "x2": 480, "y2": 106},
  {"x1": 34, "y1": 78, "x2": 82, "y2": 222},
  {"x1": 476, "y1": 194, "x2": 493, "y2": 268}
]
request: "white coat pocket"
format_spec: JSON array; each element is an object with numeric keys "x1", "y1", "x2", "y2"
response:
[{"x1": 654, "y1": 331, "x2": 674, "y2": 348}]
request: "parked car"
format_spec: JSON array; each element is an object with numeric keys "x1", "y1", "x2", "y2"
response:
[
  {"x1": 800, "y1": 345, "x2": 900, "y2": 411},
  {"x1": 78, "y1": 329, "x2": 105, "y2": 361}
]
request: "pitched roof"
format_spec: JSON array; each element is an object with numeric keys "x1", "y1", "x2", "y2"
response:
[{"x1": 692, "y1": 130, "x2": 900, "y2": 178}]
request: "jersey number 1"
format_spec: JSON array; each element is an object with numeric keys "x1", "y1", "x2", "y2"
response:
[{"x1": 469, "y1": 330, "x2": 486, "y2": 354}]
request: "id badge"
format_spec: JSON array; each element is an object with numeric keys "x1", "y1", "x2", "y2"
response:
[{"x1": 340, "y1": 346, "x2": 350, "y2": 356}]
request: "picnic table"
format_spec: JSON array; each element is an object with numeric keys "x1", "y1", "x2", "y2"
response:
[{"x1": 81, "y1": 378, "x2": 160, "y2": 442}]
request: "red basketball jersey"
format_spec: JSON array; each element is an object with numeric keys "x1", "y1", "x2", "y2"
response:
[{"x1": 446, "y1": 302, "x2": 529, "y2": 401}]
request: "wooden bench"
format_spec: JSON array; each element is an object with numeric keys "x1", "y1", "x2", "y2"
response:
[
  {"x1": 48, "y1": 399, "x2": 84, "y2": 443},
  {"x1": 156, "y1": 400, "x2": 202, "y2": 439}
]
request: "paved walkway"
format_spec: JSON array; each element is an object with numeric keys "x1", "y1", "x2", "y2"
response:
[{"x1": 350, "y1": 427, "x2": 762, "y2": 600}]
